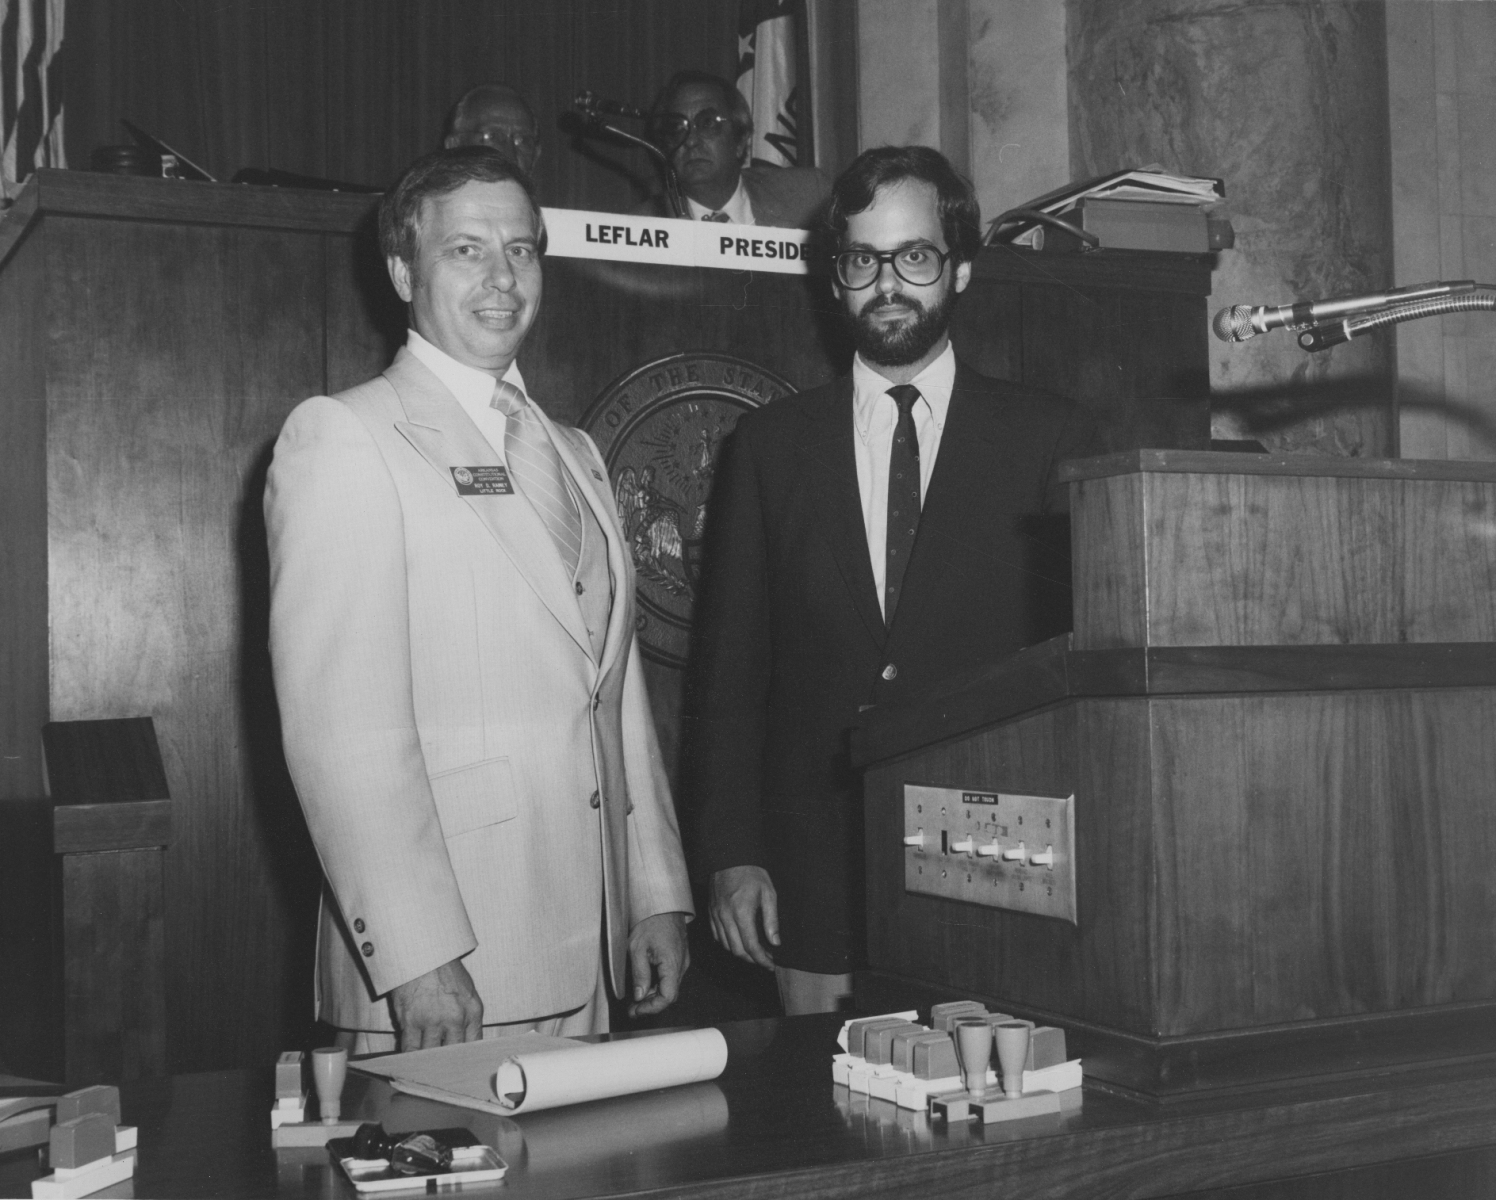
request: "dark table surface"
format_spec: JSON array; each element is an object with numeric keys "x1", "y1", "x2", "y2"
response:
[{"x1": 4, "y1": 1013, "x2": 1496, "y2": 1200}]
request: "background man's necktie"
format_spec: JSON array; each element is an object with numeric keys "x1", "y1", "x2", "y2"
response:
[
  {"x1": 702, "y1": 211, "x2": 730, "y2": 222},
  {"x1": 491, "y1": 379, "x2": 583, "y2": 576},
  {"x1": 884, "y1": 384, "x2": 922, "y2": 626}
]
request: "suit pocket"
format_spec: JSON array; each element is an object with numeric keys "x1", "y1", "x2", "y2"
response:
[{"x1": 428, "y1": 757, "x2": 518, "y2": 838}]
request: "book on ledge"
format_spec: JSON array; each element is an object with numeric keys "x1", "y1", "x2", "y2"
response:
[{"x1": 1021, "y1": 167, "x2": 1225, "y2": 215}]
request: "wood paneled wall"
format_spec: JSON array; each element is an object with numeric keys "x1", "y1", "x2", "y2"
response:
[{"x1": 63, "y1": 0, "x2": 741, "y2": 210}]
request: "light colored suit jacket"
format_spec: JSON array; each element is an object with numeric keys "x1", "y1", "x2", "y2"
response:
[{"x1": 265, "y1": 347, "x2": 692, "y2": 1030}]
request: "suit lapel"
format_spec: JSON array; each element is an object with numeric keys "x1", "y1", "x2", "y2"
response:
[
  {"x1": 385, "y1": 351, "x2": 593, "y2": 659},
  {"x1": 804, "y1": 379, "x2": 887, "y2": 650}
]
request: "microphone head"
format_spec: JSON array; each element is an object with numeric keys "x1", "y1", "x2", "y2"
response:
[
  {"x1": 574, "y1": 90, "x2": 597, "y2": 111},
  {"x1": 1212, "y1": 305, "x2": 1258, "y2": 343}
]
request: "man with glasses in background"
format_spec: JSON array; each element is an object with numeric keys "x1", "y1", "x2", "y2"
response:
[
  {"x1": 445, "y1": 84, "x2": 542, "y2": 179},
  {"x1": 686, "y1": 146, "x2": 1096, "y2": 1015},
  {"x1": 639, "y1": 70, "x2": 826, "y2": 226}
]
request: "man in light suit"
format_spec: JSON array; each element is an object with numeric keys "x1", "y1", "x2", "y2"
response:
[
  {"x1": 688, "y1": 146, "x2": 1094, "y2": 1015},
  {"x1": 638, "y1": 70, "x2": 828, "y2": 227},
  {"x1": 266, "y1": 147, "x2": 692, "y2": 1051}
]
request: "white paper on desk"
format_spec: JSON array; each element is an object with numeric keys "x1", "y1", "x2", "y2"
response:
[
  {"x1": 352, "y1": 1032, "x2": 579, "y2": 1114},
  {"x1": 493, "y1": 1028, "x2": 728, "y2": 1114}
]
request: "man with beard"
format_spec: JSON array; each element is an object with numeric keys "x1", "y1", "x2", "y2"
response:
[{"x1": 686, "y1": 145, "x2": 1095, "y2": 1014}]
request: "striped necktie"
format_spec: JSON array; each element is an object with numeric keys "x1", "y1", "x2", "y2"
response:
[
  {"x1": 884, "y1": 384, "x2": 923, "y2": 626},
  {"x1": 491, "y1": 379, "x2": 583, "y2": 576}
]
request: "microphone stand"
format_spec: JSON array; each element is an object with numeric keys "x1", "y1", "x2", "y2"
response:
[
  {"x1": 571, "y1": 97, "x2": 688, "y2": 220},
  {"x1": 1296, "y1": 284, "x2": 1496, "y2": 351}
]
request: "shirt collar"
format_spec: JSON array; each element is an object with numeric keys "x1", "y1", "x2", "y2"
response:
[
  {"x1": 851, "y1": 342, "x2": 957, "y2": 433},
  {"x1": 405, "y1": 328, "x2": 527, "y2": 420},
  {"x1": 685, "y1": 174, "x2": 754, "y2": 225}
]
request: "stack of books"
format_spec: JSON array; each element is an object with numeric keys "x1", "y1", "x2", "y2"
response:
[{"x1": 992, "y1": 167, "x2": 1229, "y2": 254}]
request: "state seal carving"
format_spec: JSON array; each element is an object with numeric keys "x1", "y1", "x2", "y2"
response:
[{"x1": 581, "y1": 352, "x2": 793, "y2": 666}]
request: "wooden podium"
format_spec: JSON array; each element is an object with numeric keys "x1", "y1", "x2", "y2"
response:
[{"x1": 855, "y1": 450, "x2": 1496, "y2": 1099}]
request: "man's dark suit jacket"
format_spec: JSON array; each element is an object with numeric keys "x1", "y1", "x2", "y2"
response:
[{"x1": 686, "y1": 362, "x2": 1095, "y2": 974}]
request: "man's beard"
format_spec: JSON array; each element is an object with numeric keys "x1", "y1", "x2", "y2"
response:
[{"x1": 851, "y1": 284, "x2": 956, "y2": 367}]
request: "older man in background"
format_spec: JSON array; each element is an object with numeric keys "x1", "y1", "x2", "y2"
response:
[
  {"x1": 641, "y1": 70, "x2": 827, "y2": 227},
  {"x1": 444, "y1": 83, "x2": 542, "y2": 178}
]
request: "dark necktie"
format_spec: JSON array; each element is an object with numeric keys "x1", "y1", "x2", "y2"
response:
[
  {"x1": 884, "y1": 384, "x2": 922, "y2": 626},
  {"x1": 702, "y1": 211, "x2": 730, "y2": 222}
]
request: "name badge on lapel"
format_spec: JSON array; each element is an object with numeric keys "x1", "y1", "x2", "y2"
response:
[{"x1": 451, "y1": 466, "x2": 514, "y2": 495}]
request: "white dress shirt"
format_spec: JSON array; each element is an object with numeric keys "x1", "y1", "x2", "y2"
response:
[
  {"x1": 405, "y1": 328, "x2": 527, "y2": 460},
  {"x1": 851, "y1": 343, "x2": 957, "y2": 620},
  {"x1": 685, "y1": 175, "x2": 756, "y2": 225}
]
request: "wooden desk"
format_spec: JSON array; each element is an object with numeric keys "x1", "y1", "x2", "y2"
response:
[{"x1": 3, "y1": 1014, "x2": 1494, "y2": 1199}]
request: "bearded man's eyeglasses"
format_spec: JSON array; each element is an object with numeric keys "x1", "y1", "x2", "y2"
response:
[
  {"x1": 833, "y1": 243, "x2": 951, "y2": 290},
  {"x1": 647, "y1": 109, "x2": 734, "y2": 148}
]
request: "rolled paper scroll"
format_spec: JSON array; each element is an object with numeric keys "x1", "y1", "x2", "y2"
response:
[{"x1": 493, "y1": 1028, "x2": 728, "y2": 1115}]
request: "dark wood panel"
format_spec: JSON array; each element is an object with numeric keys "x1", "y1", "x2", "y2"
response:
[
  {"x1": 1021, "y1": 278, "x2": 1210, "y2": 452},
  {"x1": 522, "y1": 258, "x2": 846, "y2": 427},
  {"x1": 864, "y1": 698, "x2": 1157, "y2": 1033},
  {"x1": 0, "y1": 229, "x2": 56, "y2": 1081},
  {"x1": 0, "y1": 231, "x2": 47, "y2": 803},
  {"x1": 43, "y1": 215, "x2": 327, "y2": 1072},
  {"x1": 1072, "y1": 466, "x2": 1496, "y2": 649},
  {"x1": 1152, "y1": 689, "x2": 1496, "y2": 1033},
  {"x1": 852, "y1": 639, "x2": 1496, "y2": 768},
  {"x1": 53, "y1": 801, "x2": 171, "y2": 855},
  {"x1": 61, "y1": 849, "x2": 166, "y2": 1084},
  {"x1": 1063, "y1": 447, "x2": 1496, "y2": 483},
  {"x1": 974, "y1": 244, "x2": 1215, "y2": 294},
  {"x1": 40, "y1": 717, "x2": 170, "y2": 805}
]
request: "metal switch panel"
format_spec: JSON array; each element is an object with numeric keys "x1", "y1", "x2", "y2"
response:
[{"x1": 902, "y1": 784, "x2": 1077, "y2": 924}]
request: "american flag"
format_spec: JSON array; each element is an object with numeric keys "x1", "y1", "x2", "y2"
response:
[
  {"x1": 736, "y1": 0, "x2": 800, "y2": 169},
  {"x1": 1, "y1": 0, "x2": 66, "y2": 200}
]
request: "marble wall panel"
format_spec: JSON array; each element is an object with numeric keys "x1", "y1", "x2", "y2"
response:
[{"x1": 1068, "y1": 0, "x2": 1395, "y2": 458}]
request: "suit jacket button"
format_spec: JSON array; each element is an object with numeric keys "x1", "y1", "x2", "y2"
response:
[
  {"x1": 575, "y1": 581, "x2": 584, "y2": 595},
  {"x1": 882, "y1": 663, "x2": 898, "y2": 681},
  {"x1": 592, "y1": 695, "x2": 601, "y2": 710},
  {"x1": 353, "y1": 919, "x2": 365, "y2": 933},
  {"x1": 589, "y1": 790, "x2": 600, "y2": 809},
  {"x1": 360, "y1": 942, "x2": 374, "y2": 957}
]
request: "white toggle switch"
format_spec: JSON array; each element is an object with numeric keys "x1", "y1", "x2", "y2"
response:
[
  {"x1": 951, "y1": 836, "x2": 975, "y2": 854},
  {"x1": 1001, "y1": 841, "x2": 1027, "y2": 863},
  {"x1": 903, "y1": 829, "x2": 925, "y2": 847},
  {"x1": 1030, "y1": 845, "x2": 1056, "y2": 868},
  {"x1": 976, "y1": 841, "x2": 1001, "y2": 857}
]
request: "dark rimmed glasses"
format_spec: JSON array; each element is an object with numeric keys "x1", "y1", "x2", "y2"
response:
[{"x1": 833, "y1": 243, "x2": 951, "y2": 290}]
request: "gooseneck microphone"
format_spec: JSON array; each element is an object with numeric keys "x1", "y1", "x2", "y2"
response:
[
  {"x1": 1212, "y1": 281, "x2": 1476, "y2": 343},
  {"x1": 574, "y1": 91, "x2": 647, "y2": 120}
]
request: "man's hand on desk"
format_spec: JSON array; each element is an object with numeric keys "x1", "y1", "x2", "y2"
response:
[
  {"x1": 708, "y1": 865, "x2": 780, "y2": 970},
  {"x1": 628, "y1": 911, "x2": 691, "y2": 1017},
  {"x1": 390, "y1": 958, "x2": 484, "y2": 1050}
]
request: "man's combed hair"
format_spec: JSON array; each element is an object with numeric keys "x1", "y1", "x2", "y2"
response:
[
  {"x1": 378, "y1": 146, "x2": 545, "y2": 265},
  {"x1": 652, "y1": 69, "x2": 752, "y2": 136},
  {"x1": 825, "y1": 146, "x2": 982, "y2": 265}
]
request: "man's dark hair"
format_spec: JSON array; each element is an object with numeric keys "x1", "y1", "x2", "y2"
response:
[
  {"x1": 651, "y1": 70, "x2": 752, "y2": 136},
  {"x1": 825, "y1": 145, "x2": 982, "y2": 265},
  {"x1": 378, "y1": 146, "x2": 545, "y2": 265}
]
